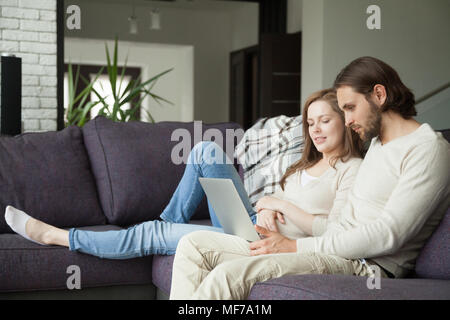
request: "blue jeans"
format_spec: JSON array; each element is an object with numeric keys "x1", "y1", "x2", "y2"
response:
[{"x1": 68, "y1": 141, "x2": 257, "y2": 258}]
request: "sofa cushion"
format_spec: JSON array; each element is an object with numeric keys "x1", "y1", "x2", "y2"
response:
[
  {"x1": 151, "y1": 219, "x2": 213, "y2": 295},
  {"x1": 0, "y1": 126, "x2": 106, "y2": 234},
  {"x1": 248, "y1": 274, "x2": 450, "y2": 300},
  {"x1": 0, "y1": 225, "x2": 153, "y2": 292},
  {"x1": 152, "y1": 252, "x2": 175, "y2": 295},
  {"x1": 415, "y1": 208, "x2": 450, "y2": 280},
  {"x1": 152, "y1": 254, "x2": 450, "y2": 300},
  {"x1": 82, "y1": 116, "x2": 243, "y2": 227}
]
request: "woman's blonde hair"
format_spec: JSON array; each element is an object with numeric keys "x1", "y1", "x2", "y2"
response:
[{"x1": 279, "y1": 88, "x2": 364, "y2": 190}]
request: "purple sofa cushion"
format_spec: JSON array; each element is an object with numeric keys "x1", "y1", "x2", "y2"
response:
[
  {"x1": 0, "y1": 126, "x2": 106, "y2": 234},
  {"x1": 82, "y1": 116, "x2": 243, "y2": 227},
  {"x1": 152, "y1": 255, "x2": 450, "y2": 300},
  {"x1": 248, "y1": 274, "x2": 450, "y2": 300},
  {"x1": 415, "y1": 208, "x2": 450, "y2": 280},
  {"x1": 0, "y1": 225, "x2": 152, "y2": 292},
  {"x1": 152, "y1": 253, "x2": 175, "y2": 295}
]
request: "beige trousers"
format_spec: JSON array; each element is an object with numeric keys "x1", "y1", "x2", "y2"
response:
[{"x1": 169, "y1": 230, "x2": 388, "y2": 300}]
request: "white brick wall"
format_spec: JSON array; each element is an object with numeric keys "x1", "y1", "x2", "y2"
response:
[{"x1": 0, "y1": 0, "x2": 57, "y2": 132}]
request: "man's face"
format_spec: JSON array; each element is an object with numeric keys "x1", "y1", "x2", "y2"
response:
[{"x1": 336, "y1": 86, "x2": 382, "y2": 142}]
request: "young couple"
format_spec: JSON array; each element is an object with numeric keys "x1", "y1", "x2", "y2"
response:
[{"x1": 5, "y1": 57, "x2": 450, "y2": 300}]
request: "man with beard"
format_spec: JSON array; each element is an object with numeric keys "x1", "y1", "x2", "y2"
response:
[{"x1": 169, "y1": 57, "x2": 450, "y2": 300}]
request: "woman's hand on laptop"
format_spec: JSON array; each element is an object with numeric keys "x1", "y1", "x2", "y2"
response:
[
  {"x1": 249, "y1": 225, "x2": 297, "y2": 255},
  {"x1": 256, "y1": 209, "x2": 285, "y2": 232}
]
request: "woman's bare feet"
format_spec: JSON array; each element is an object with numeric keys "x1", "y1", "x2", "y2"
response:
[
  {"x1": 5, "y1": 206, "x2": 69, "y2": 247},
  {"x1": 25, "y1": 216, "x2": 70, "y2": 246}
]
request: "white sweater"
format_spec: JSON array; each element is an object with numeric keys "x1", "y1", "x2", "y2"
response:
[
  {"x1": 297, "y1": 124, "x2": 450, "y2": 278},
  {"x1": 267, "y1": 157, "x2": 362, "y2": 239}
]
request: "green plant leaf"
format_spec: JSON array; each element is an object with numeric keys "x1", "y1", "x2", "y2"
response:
[
  {"x1": 142, "y1": 108, "x2": 156, "y2": 123},
  {"x1": 72, "y1": 38, "x2": 174, "y2": 125}
]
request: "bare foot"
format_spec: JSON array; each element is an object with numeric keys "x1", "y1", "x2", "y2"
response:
[{"x1": 26, "y1": 217, "x2": 69, "y2": 247}]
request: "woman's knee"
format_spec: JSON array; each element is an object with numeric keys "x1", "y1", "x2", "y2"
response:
[
  {"x1": 190, "y1": 141, "x2": 226, "y2": 165},
  {"x1": 191, "y1": 141, "x2": 217, "y2": 156}
]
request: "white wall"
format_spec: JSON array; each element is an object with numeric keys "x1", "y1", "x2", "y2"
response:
[
  {"x1": 0, "y1": 0, "x2": 57, "y2": 132},
  {"x1": 65, "y1": 0, "x2": 259, "y2": 124},
  {"x1": 230, "y1": 2, "x2": 258, "y2": 52},
  {"x1": 301, "y1": 0, "x2": 450, "y2": 129},
  {"x1": 65, "y1": 38, "x2": 194, "y2": 122},
  {"x1": 301, "y1": 0, "x2": 323, "y2": 106},
  {"x1": 287, "y1": 0, "x2": 302, "y2": 34}
]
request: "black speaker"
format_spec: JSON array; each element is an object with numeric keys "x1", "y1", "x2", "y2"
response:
[{"x1": 1, "y1": 55, "x2": 22, "y2": 136}]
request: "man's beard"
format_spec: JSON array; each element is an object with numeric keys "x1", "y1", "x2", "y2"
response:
[{"x1": 359, "y1": 98, "x2": 382, "y2": 142}]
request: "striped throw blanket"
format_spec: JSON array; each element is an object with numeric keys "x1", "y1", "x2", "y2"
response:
[{"x1": 234, "y1": 115, "x2": 304, "y2": 207}]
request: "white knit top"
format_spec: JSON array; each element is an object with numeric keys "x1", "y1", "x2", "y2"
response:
[{"x1": 269, "y1": 157, "x2": 363, "y2": 239}]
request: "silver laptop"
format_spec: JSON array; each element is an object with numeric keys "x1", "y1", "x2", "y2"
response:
[{"x1": 199, "y1": 178, "x2": 261, "y2": 242}]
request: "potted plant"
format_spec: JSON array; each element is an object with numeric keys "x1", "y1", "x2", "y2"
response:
[{"x1": 65, "y1": 37, "x2": 173, "y2": 126}]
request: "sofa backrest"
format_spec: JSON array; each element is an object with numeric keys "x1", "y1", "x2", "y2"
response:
[
  {"x1": 0, "y1": 126, "x2": 106, "y2": 234},
  {"x1": 414, "y1": 128, "x2": 450, "y2": 279},
  {"x1": 415, "y1": 208, "x2": 450, "y2": 279},
  {"x1": 82, "y1": 116, "x2": 243, "y2": 227}
]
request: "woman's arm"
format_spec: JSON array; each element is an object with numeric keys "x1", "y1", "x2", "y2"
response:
[
  {"x1": 278, "y1": 200, "x2": 316, "y2": 236},
  {"x1": 255, "y1": 196, "x2": 316, "y2": 236},
  {"x1": 255, "y1": 160, "x2": 361, "y2": 236}
]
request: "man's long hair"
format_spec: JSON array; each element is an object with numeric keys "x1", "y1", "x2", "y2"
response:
[{"x1": 333, "y1": 56, "x2": 416, "y2": 119}]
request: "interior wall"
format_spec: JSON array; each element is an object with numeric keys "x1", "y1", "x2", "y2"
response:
[
  {"x1": 0, "y1": 0, "x2": 58, "y2": 132},
  {"x1": 301, "y1": 0, "x2": 324, "y2": 107},
  {"x1": 287, "y1": 0, "x2": 302, "y2": 34},
  {"x1": 230, "y1": 2, "x2": 259, "y2": 51},
  {"x1": 301, "y1": 0, "x2": 450, "y2": 129},
  {"x1": 64, "y1": 0, "x2": 259, "y2": 124},
  {"x1": 65, "y1": 38, "x2": 194, "y2": 122}
]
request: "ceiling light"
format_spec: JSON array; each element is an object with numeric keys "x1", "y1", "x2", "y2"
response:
[
  {"x1": 149, "y1": 9, "x2": 161, "y2": 30},
  {"x1": 128, "y1": 6, "x2": 138, "y2": 34}
]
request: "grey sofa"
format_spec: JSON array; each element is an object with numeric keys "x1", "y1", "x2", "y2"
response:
[{"x1": 0, "y1": 117, "x2": 449, "y2": 300}]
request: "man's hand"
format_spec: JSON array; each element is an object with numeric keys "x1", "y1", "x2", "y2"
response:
[
  {"x1": 249, "y1": 225, "x2": 297, "y2": 256},
  {"x1": 257, "y1": 209, "x2": 285, "y2": 232}
]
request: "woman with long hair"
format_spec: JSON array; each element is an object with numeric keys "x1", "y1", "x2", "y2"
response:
[
  {"x1": 5, "y1": 88, "x2": 364, "y2": 264},
  {"x1": 254, "y1": 88, "x2": 364, "y2": 239}
]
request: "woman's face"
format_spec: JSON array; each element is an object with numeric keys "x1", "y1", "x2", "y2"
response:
[{"x1": 307, "y1": 100, "x2": 346, "y2": 157}]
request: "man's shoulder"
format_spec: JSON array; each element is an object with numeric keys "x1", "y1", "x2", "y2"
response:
[
  {"x1": 386, "y1": 123, "x2": 448, "y2": 152},
  {"x1": 411, "y1": 123, "x2": 446, "y2": 141},
  {"x1": 412, "y1": 124, "x2": 449, "y2": 153},
  {"x1": 402, "y1": 124, "x2": 450, "y2": 172}
]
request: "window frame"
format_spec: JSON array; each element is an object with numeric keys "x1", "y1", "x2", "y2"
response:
[{"x1": 63, "y1": 63, "x2": 142, "y2": 122}]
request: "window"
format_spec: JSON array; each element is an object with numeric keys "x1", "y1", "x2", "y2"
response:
[
  {"x1": 63, "y1": 64, "x2": 141, "y2": 122},
  {"x1": 90, "y1": 74, "x2": 132, "y2": 118}
]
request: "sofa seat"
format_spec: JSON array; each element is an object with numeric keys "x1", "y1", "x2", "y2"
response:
[
  {"x1": 152, "y1": 254, "x2": 450, "y2": 300},
  {"x1": 248, "y1": 275, "x2": 450, "y2": 300},
  {"x1": 0, "y1": 225, "x2": 153, "y2": 293}
]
